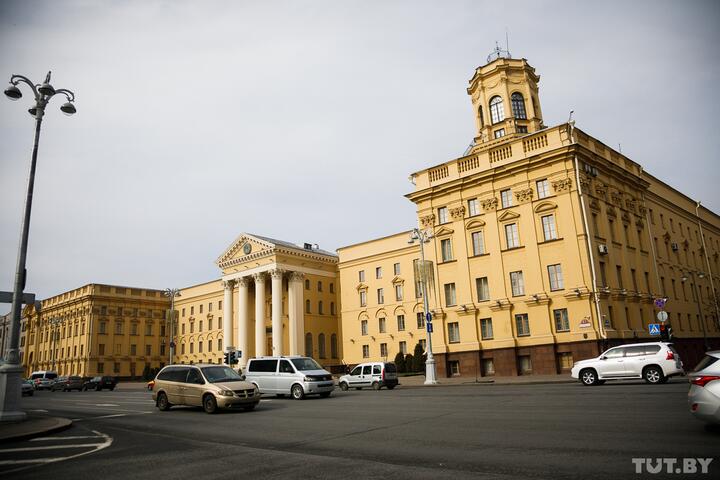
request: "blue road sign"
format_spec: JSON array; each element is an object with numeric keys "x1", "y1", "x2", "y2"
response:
[
  {"x1": 426, "y1": 312, "x2": 432, "y2": 322},
  {"x1": 649, "y1": 323, "x2": 660, "y2": 336},
  {"x1": 654, "y1": 298, "x2": 667, "y2": 309},
  {"x1": 427, "y1": 323, "x2": 433, "y2": 333}
]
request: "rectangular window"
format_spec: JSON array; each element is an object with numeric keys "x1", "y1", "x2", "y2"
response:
[
  {"x1": 360, "y1": 291, "x2": 367, "y2": 307},
  {"x1": 536, "y1": 179, "x2": 550, "y2": 199},
  {"x1": 130, "y1": 344, "x2": 137, "y2": 356},
  {"x1": 115, "y1": 322, "x2": 123, "y2": 335},
  {"x1": 399, "y1": 341, "x2": 407, "y2": 355},
  {"x1": 553, "y1": 308, "x2": 570, "y2": 332},
  {"x1": 516, "y1": 125, "x2": 528, "y2": 134},
  {"x1": 471, "y1": 231, "x2": 485, "y2": 255},
  {"x1": 362, "y1": 345, "x2": 369, "y2": 358},
  {"x1": 616, "y1": 265, "x2": 624, "y2": 289},
  {"x1": 145, "y1": 323, "x2": 152, "y2": 336},
  {"x1": 376, "y1": 267, "x2": 382, "y2": 279},
  {"x1": 359, "y1": 270, "x2": 365, "y2": 282},
  {"x1": 380, "y1": 343, "x2": 388, "y2": 358},
  {"x1": 217, "y1": 339, "x2": 222, "y2": 351},
  {"x1": 377, "y1": 288, "x2": 384, "y2": 304},
  {"x1": 416, "y1": 312, "x2": 425, "y2": 329},
  {"x1": 494, "y1": 128, "x2": 505, "y2": 139},
  {"x1": 199, "y1": 304, "x2": 203, "y2": 314},
  {"x1": 548, "y1": 264, "x2": 564, "y2": 291},
  {"x1": 541, "y1": 215, "x2": 558, "y2": 241},
  {"x1": 394, "y1": 263, "x2": 401, "y2": 275},
  {"x1": 505, "y1": 223, "x2": 520, "y2": 248},
  {"x1": 468, "y1": 198, "x2": 480, "y2": 216},
  {"x1": 397, "y1": 315, "x2": 405, "y2": 331},
  {"x1": 476, "y1": 277, "x2": 490, "y2": 301},
  {"x1": 361, "y1": 320, "x2": 368, "y2": 336},
  {"x1": 99, "y1": 321, "x2": 106, "y2": 334},
  {"x1": 98, "y1": 344, "x2": 105, "y2": 355},
  {"x1": 395, "y1": 284, "x2": 403, "y2": 301},
  {"x1": 500, "y1": 189, "x2": 513, "y2": 208},
  {"x1": 558, "y1": 352, "x2": 573, "y2": 370},
  {"x1": 317, "y1": 281, "x2": 322, "y2": 292},
  {"x1": 98, "y1": 362, "x2": 104, "y2": 374},
  {"x1": 448, "y1": 322, "x2": 460, "y2": 343},
  {"x1": 379, "y1": 318, "x2": 386, "y2": 333},
  {"x1": 145, "y1": 344, "x2": 151, "y2": 356},
  {"x1": 441, "y1": 238, "x2": 453, "y2": 261},
  {"x1": 510, "y1": 271, "x2": 525, "y2": 296},
  {"x1": 438, "y1": 206, "x2": 449, "y2": 224},
  {"x1": 208, "y1": 302, "x2": 212, "y2": 312},
  {"x1": 480, "y1": 318, "x2": 493, "y2": 340},
  {"x1": 599, "y1": 261, "x2": 607, "y2": 287},
  {"x1": 515, "y1": 313, "x2": 530, "y2": 336},
  {"x1": 444, "y1": 283, "x2": 457, "y2": 306}
]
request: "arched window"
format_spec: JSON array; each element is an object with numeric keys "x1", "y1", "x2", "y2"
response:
[
  {"x1": 330, "y1": 302, "x2": 336, "y2": 315},
  {"x1": 489, "y1": 96, "x2": 504, "y2": 124},
  {"x1": 305, "y1": 299, "x2": 311, "y2": 314},
  {"x1": 330, "y1": 334, "x2": 338, "y2": 358},
  {"x1": 305, "y1": 333, "x2": 313, "y2": 357},
  {"x1": 305, "y1": 279, "x2": 310, "y2": 290},
  {"x1": 511, "y1": 92, "x2": 526, "y2": 119},
  {"x1": 318, "y1": 301, "x2": 324, "y2": 315},
  {"x1": 478, "y1": 106, "x2": 484, "y2": 128},
  {"x1": 318, "y1": 333, "x2": 326, "y2": 358}
]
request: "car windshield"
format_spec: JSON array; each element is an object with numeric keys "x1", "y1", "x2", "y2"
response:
[
  {"x1": 201, "y1": 366, "x2": 243, "y2": 383},
  {"x1": 291, "y1": 358, "x2": 323, "y2": 371}
]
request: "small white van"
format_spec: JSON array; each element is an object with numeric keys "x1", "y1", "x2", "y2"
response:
[
  {"x1": 243, "y1": 356, "x2": 334, "y2": 400},
  {"x1": 338, "y1": 362, "x2": 398, "y2": 391},
  {"x1": 30, "y1": 370, "x2": 58, "y2": 390}
]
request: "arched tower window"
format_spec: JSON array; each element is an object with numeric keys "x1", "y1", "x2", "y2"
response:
[
  {"x1": 478, "y1": 106, "x2": 484, "y2": 128},
  {"x1": 318, "y1": 333, "x2": 326, "y2": 358},
  {"x1": 305, "y1": 299, "x2": 311, "y2": 314},
  {"x1": 511, "y1": 92, "x2": 527, "y2": 119},
  {"x1": 305, "y1": 333, "x2": 313, "y2": 357},
  {"x1": 489, "y1": 96, "x2": 504, "y2": 124},
  {"x1": 330, "y1": 334, "x2": 338, "y2": 358}
]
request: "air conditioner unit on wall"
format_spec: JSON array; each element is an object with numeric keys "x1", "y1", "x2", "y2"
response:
[
  {"x1": 598, "y1": 244, "x2": 609, "y2": 255},
  {"x1": 671, "y1": 242, "x2": 679, "y2": 252}
]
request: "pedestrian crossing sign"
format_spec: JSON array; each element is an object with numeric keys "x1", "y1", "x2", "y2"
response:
[{"x1": 649, "y1": 323, "x2": 660, "y2": 335}]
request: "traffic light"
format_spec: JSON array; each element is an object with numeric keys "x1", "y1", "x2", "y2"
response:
[
  {"x1": 228, "y1": 350, "x2": 237, "y2": 365},
  {"x1": 223, "y1": 352, "x2": 230, "y2": 364},
  {"x1": 659, "y1": 323, "x2": 672, "y2": 342}
]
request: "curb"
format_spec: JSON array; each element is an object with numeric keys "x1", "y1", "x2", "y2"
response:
[
  {"x1": 0, "y1": 417, "x2": 73, "y2": 443},
  {"x1": 397, "y1": 379, "x2": 576, "y2": 389}
]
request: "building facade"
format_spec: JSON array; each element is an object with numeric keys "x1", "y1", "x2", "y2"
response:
[{"x1": 339, "y1": 55, "x2": 720, "y2": 377}]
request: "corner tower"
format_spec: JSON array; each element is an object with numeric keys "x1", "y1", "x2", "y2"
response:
[{"x1": 467, "y1": 52, "x2": 544, "y2": 147}]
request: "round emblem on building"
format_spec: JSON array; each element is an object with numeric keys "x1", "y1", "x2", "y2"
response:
[{"x1": 243, "y1": 244, "x2": 252, "y2": 255}]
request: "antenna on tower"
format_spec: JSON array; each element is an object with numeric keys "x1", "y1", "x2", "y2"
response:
[
  {"x1": 487, "y1": 40, "x2": 511, "y2": 63},
  {"x1": 505, "y1": 27, "x2": 511, "y2": 58}
]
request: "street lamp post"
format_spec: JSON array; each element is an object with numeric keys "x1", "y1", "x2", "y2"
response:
[
  {"x1": 409, "y1": 228, "x2": 437, "y2": 385},
  {"x1": 0, "y1": 72, "x2": 75, "y2": 422},
  {"x1": 164, "y1": 289, "x2": 181, "y2": 364},
  {"x1": 681, "y1": 271, "x2": 710, "y2": 351}
]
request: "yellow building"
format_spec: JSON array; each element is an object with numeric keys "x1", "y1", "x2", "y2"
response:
[
  {"x1": 339, "y1": 53, "x2": 720, "y2": 377},
  {"x1": 21, "y1": 284, "x2": 170, "y2": 378},
  {"x1": 173, "y1": 233, "x2": 343, "y2": 371}
]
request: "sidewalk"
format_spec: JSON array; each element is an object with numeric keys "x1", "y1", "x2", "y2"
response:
[
  {"x1": 0, "y1": 413, "x2": 72, "y2": 443},
  {"x1": 396, "y1": 373, "x2": 575, "y2": 387}
]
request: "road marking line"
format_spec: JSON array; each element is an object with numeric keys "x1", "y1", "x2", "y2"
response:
[
  {"x1": 30, "y1": 436, "x2": 103, "y2": 442},
  {"x1": 95, "y1": 404, "x2": 120, "y2": 407},
  {"x1": 0, "y1": 443, "x2": 105, "y2": 452},
  {"x1": 27, "y1": 409, "x2": 48, "y2": 413},
  {"x1": 70, "y1": 412, "x2": 152, "y2": 421},
  {"x1": 0, "y1": 458, "x2": 64, "y2": 465}
]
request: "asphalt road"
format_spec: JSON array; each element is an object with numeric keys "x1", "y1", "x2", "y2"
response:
[{"x1": 2, "y1": 378, "x2": 717, "y2": 479}]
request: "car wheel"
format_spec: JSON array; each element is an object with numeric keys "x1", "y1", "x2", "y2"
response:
[
  {"x1": 339, "y1": 382, "x2": 348, "y2": 391},
  {"x1": 643, "y1": 366, "x2": 664, "y2": 384},
  {"x1": 203, "y1": 395, "x2": 218, "y2": 414},
  {"x1": 157, "y1": 392, "x2": 171, "y2": 411},
  {"x1": 291, "y1": 384, "x2": 305, "y2": 400},
  {"x1": 372, "y1": 382, "x2": 381, "y2": 391},
  {"x1": 580, "y1": 368, "x2": 599, "y2": 386},
  {"x1": 320, "y1": 392, "x2": 331, "y2": 398}
]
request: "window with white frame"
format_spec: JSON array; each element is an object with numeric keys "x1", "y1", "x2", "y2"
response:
[
  {"x1": 548, "y1": 264, "x2": 564, "y2": 291},
  {"x1": 554, "y1": 308, "x2": 570, "y2": 332},
  {"x1": 362, "y1": 345, "x2": 369, "y2": 358},
  {"x1": 444, "y1": 283, "x2": 457, "y2": 306},
  {"x1": 417, "y1": 312, "x2": 425, "y2": 329},
  {"x1": 489, "y1": 95, "x2": 505, "y2": 123},
  {"x1": 541, "y1": 214, "x2": 558, "y2": 241},
  {"x1": 438, "y1": 206, "x2": 449, "y2": 224},
  {"x1": 494, "y1": 128, "x2": 505, "y2": 139},
  {"x1": 360, "y1": 290, "x2": 367, "y2": 307},
  {"x1": 448, "y1": 322, "x2": 460, "y2": 343},
  {"x1": 468, "y1": 198, "x2": 479, "y2": 216},
  {"x1": 515, "y1": 313, "x2": 530, "y2": 336},
  {"x1": 536, "y1": 179, "x2": 550, "y2": 199},
  {"x1": 397, "y1": 314, "x2": 405, "y2": 331},
  {"x1": 476, "y1": 277, "x2": 490, "y2": 301},
  {"x1": 510, "y1": 271, "x2": 525, "y2": 296},
  {"x1": 380, "y1": 343, "x2": 388, "y2": 358},
  {"x1": 376, "y1": 266, "x2": 382, "y2": 279},
  {"x1": 505, "y1": 223, "x2": 520, "y2": 249},
  {"x1": 441, "y1": 238, "x2": 453, "y2": 262},
  {"x1": 500, "y1": 189, "x2": 513, "y2": 208},
  {"x1": 511, "y1": 92, "x2": 527, "y2": 119},
  {"x1": 394, "y1": 263, "x2": 400, "y2": 275},
  {"x1": 379, "y1": 317, "x2": 387, "y2": 333},
  {"x1": 480, "y1": 318, "x2": 493, "y2": 339},
  {"x1": 361, "y1": 320, "x2": 368, "y2": 336},
  {"x1": 471, "y1": 231, "x2": 485, "y2": 256},
  {"x1": 399, "y1": 341, "x2": 407, "y2": 355},
  {"x1": 359, "y1": 270, "x2": 365, "y2": 282},
  {"x1": 377, "y1": 288, "x2": 384, "y2": 304},
  {"x1": 395, "y1": 284, "x2": 403, "y2": 301}
]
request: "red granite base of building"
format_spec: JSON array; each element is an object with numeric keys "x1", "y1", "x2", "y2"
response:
[{"x1": 433, "y1": 336, "x2": 720, "y2": 379}]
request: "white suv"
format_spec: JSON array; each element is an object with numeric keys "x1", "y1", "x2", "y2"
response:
[{"x1": 571, "y1": 342, "x2": 683, "y2": 386}]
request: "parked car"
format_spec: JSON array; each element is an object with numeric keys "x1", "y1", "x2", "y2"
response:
[
  {"x1": 338, "y1": 362, "x2": 398, "y2": 391},
  {"x1": 152, "y1": 364, "x2": 260, "y2": 414},
  {"x1": 688, "y1": 350, "x2": 720, "y2": 426},
  {"x1": 21, "y1": 379, "x2": 34, "y2": 396},
  {"x1": 243, "y1": 356, "x2": 334, "y2": 400},
  {"x1": 51, "y1": 376, "x2": 84, "y2": 392},
  {"x1": 30, "y1": 370, "x2": 58, "y2": 390},
  {"x1": 82, "y1": 376, "x2": 117, "y2": 391},
  {"x1": 571, "y1": 342, "x2": 683, "y2": 386}
]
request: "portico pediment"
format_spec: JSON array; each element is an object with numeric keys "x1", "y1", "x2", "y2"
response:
[
  {"x1": 497, "y1": 210, "x2": 520, "y2": 222},
  {"x1": 216, "y1": 233, "x2": 276, "y2": 268}
]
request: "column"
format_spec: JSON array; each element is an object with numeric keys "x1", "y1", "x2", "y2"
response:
[
  {"x1": 270, "y1": 269, "x2": 284, "y2": 356},
  {"x1": 253, "y1": 273, "x2": 266, "y2": 357},
  {"x1": 236, "y1": 277, "x2": 249, "y2": 368},
  {"x1": 288, "y1": 272, "x2": 304, "y2": 356},
  {"x1": 222, "y1": 280, "x2": 234, "y2": 351}
]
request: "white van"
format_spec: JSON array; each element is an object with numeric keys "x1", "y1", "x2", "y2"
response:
[
  {"x1": 338, "y1": 362, "x2": 398, "y2": 391},
  {"x1": 30, "y1": 370, "x2": 58, "y2": 390},
  {"x1": 243, "y1": 356, "x2": 334, "y2": 400}
]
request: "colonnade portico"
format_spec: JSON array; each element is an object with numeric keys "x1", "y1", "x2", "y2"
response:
[{"x1": 222, "y1": 268, "x2": 306, "y2": 368}]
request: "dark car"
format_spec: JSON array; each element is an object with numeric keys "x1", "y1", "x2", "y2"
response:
[
  {"x1": 82, "y1": 376, "x2": 117, "y2": 391},
  {"x1": 51, "y1": 376, "x2": 84, "y2": 392}
]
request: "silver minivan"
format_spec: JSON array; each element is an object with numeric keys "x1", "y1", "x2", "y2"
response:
[{"x1": 243, "y1": 356, "x2": 335, "y2": 400}]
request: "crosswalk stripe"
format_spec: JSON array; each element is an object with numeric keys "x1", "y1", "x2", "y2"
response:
[
  {"x1": 30, "y1": 436, "x2": 103, "y2": 442},
  {"x1": 0, "y1": 458, "x2": 64, "y2": 465},
  {"x1": 0, "y1": 443, "x2": 105, "y2": 453}
]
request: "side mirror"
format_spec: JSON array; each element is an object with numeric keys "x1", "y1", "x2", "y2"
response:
[{"x1": 599, "y1": 356, "x2": 606, "y2": 360}]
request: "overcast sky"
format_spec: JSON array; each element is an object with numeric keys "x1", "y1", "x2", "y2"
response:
[{"x1": 1, "y1": 0, "x2": 719, "y2": 308}]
